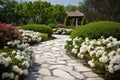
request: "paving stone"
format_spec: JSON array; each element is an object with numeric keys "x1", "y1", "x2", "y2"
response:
[
  {"x1": 67, "y1": 63, "x2": 82, "y2": 66},
  {"x1": 67, "y1": 60, "x2": 77, "y2": 63},
  {"x1": 58, "y1": 67, "x2": 84, "y2": 80},
  {"x1": 49, "y1": 65, "x2": 65, "y2": 69},
  {"x1": 39, "y1": 68, "x2": 51, "y2": 76},
  {"x1": 51, "y1": 47, "x2": 60, "y2": 51},
  {"x1": 58, "y1": 66, "x2": 73, "y2": 72},
  {"x1": 57, "y1": 57, "x2": 71, "y2": 61},
  {"x1": 69, "y1": 71, "x2": 84, "y2": 80},
  {"x1": 51, "y1": 54, "x2": 62, "y2": 57},
  {"x1": 82, "y1": 72, "x2": 99, "y2": 78},
  {"x1": 43, "y1": 52, "x2": 53, "y2": 55},
  {"x1": 86, "y1": 77, "x2": 104, "y2": 80},
  {"x1": 74, "y1": 66, "x2": 92, "y2": 72},
  {"x1": 53, "y1": 69, "x2": 75, "y2": 79},
  {"x1": 48, "y1": 61, "x2": 58, "y2": 65},
  {"x1": 42, "y1": 76, "x2": 73, "y2": 80},
  {"x1": 41, "y1": 63, "x2": 49, "y2": 68},
  {"x1": 57, "y1": 60, "x2": 66, "y2": 64}
]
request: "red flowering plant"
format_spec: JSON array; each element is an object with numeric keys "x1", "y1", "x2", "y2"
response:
[{"x1": 0, "y1": 22, "x2": 19, "y2": 48}]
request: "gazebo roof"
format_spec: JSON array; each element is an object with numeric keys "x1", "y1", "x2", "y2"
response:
[{"x1": 67, "y1": 10, "x2": 84, "y2": 17}]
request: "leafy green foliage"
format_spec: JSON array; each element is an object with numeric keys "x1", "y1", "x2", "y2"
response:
[
  {"x1": 40, "y1": 33, "x2": 48, "y2": 41},
  {"x1": 14, "y1": 1, "x2": 67, "y2": 24},
  {"x1": 71, "y1": 21, "x2": 120, "y2": 39},
  {"x1": 22, "y1": 24, "x2": 53, "y2": 37},
  {"x1": 81, "y1": 0, "x2": 120, "y2": 22},
  {"x1": 48, "y1": 23, "x2": 56, "y2": 29}
]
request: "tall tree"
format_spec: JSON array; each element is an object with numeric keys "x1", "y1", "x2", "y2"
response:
[
  {"x1": 0, "y1": 0, "x2": 18, "y2": 24},
  {"x1": 66, "y1": 4, "x2": 77, "y2": 11},
  {"x1": 81, "y1": 0, "x2": 120, "y2": 22}
]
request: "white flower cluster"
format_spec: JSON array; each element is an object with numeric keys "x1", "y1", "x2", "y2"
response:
[
  {"x1": 7, "y1": 40, "x2": 20, "y2": 47},
  {"x1": 65, "y1": 36, "x2": 120, "y2": 73},
  {"x1": 0, "y1": 42, "x2": 35, "y2": 80},
  {"x1": 53, "y1": 28, "x2": 73, "y2": 35},
  {"x1": 19, "y1": 29, "x2": 41, "y2": 43}
]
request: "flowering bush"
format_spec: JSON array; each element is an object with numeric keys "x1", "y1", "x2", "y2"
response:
[
  {"x1": 19, "y1": 29, "x2": 41, "y2": 45},
  {"x1": 0, "y1": 22, "x2": 19, "y2": 48},
  {"x1": 0, "y1": 40, "x2": 35, "y2": 80},
  {"x1": 64, "y1": 36, "x2": 120, "y2": 80},
  {"x1": 53, "y1": 28, "x2": 73, "y2": 35}
]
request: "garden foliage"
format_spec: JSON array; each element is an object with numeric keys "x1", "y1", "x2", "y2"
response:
[
  {"x1": 71, "y1": 21, "x2": 120, "y2": 40},
  {"x1": 0, "y1": 22, "x2": 44, "y2": 80},
  {"x1": 0, "y1": 22, "x2": 19, "y2": 48},
  {"x1": 65, "y1": 36, "x2": 120, "y2": 80},
  {"x1": 22, "y1": 24, "x2": 53, "y2": 37}
]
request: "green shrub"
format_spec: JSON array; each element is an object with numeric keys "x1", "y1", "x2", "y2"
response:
[
  {"x1": 0, "y1": 22, "x2": 19, "y2": 48},
  {"x1": 40, "y1": 33, "x2": 48, "y2": 41},
  {"x1": 22, "y1": 24, "x2": 53, "y2": 37},
  {"x1": 48, "y1": 23, "x2": 56, "y2": 29},
  {"x1": 71, "y1": 21, "x2": 120, "y2": 39}
]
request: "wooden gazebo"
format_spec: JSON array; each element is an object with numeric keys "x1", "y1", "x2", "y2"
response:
[{"x1": 67, "y1": 10, "x2": 84, "y2": 27}]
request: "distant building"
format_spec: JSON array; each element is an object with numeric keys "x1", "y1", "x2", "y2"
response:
[{"x1": 67, "y1": 10, "x2": 84, "y2": 27}]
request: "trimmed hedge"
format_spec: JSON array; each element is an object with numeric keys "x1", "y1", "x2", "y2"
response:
[
  {"x1": 71, "y1": 21, "x2": 120, "y2": 39},
  {"x1": 22, "y1": 24, "x2": 53, "y2": 37},
  {"x1": 48, "y1": 23, "x2": 56, "y2": 29}
]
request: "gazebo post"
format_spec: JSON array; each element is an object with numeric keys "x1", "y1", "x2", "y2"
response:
[
  {"x1": 67, "y1": 10, "x2": 84, "y2": 27},
  {"x1": 75, "y1": 17, "x2": 78, "y2": 27}
]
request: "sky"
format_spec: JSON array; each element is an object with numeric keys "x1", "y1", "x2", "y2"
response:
[{"x1": 19, "y1": 0, "x2": 83, "y2": 6}]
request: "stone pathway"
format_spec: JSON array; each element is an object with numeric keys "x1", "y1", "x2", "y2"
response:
[{"x1": 27, "y1": 35, "x2": 104, "y2": 80}]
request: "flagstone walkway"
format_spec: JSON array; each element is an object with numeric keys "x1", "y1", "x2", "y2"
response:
[{"x1": 27, "y1": 35, "x2": 104, "y2": 80}]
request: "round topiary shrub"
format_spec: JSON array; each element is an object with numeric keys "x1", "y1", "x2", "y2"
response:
[
  {"x1": 22, "y1": 24, "x2": 53, "y2": 37},
  {"x1": 71, "y1": 21, "x2": 120, "y2": 39}
]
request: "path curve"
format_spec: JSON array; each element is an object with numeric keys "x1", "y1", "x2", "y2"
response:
[{"x1": 27, "y1": 35, "x2": 104, "y2": 80}]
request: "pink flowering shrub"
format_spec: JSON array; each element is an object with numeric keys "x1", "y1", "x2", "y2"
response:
[{"x1": 0, "y1": 22, "x2": 19, "y2": 48}]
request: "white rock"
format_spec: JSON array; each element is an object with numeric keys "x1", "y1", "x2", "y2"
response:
[
  {"x1": 39, "y1": 68, "x2": 51, "y2": 76},
  {"x1": 49, "y1": 65, "x2": 65, "y2": 69},
  {"x1": 74, "y1": 66, "x2": 91, "y2": 72},
  {"x1": 53, "y1": 69, "x2": 75, "y2": 79},
  {"x1": 82, "y1": 72, "x2": 98, "y2": 78},
  {"x1": 86, "y1": 77, "x2": 104, "y2": 80}
]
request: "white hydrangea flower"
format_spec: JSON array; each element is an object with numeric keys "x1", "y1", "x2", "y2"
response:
[
  {"x1": 2, "y1": 57, "x2": 12, "y2": 67},
  {"x1": 72, "y1": 48, "x2": 78, "y2": 54},
  {"x1": 108, "y1": 65, "x2": 114, "y2": 73},
  {"x1": 88, "y1": 59, "x2": 95, "y2": 67},
  {"x1": 22, "y1": 61, "x2": 30, "y2": 68},
  {"x1": 12, "y1": 50, "x2": 16, "y2": 54},
  {"x1": 107, "y1": 43, "x2": 113, "y2": 48},
  {"x1": 2, "y1": 72, "x2": 14, "y2": 79},
  {"x1": 89, "y1": 51, "x2": 96, "y2": 57},
  {"x1": 96, "y1": 41, "x2": 101, "y2": 45},
  {"x1": 9, "y1": 72, "x2": 14, "y2": 79},
  {"x1": 15, "y1": 55, "x2": 22, "y2": 61},
  {"x1": 95, "y1": 50, "x2": 105, "y2": 57},
  {"x1": 99, "y1": 55, "x2": 109, "y2": 63},
  {"x1": 79, "y1": 45, "x2": 88, "y2": 54},
  {"x1": 12, "y1": 65, "x2": 23, "y2": 75},
  {"x1": 117, "y1": 48, "x2": 120, "y2": 54},
  {"x1": 114, "y1": 65, "x2": 120, "y2": 71},
  {"x1": 23, "y1": 69, "x2": 28, "y2": 75},
  {"x1": 2, "y1": 72, "x2": 8, "y2": 79}
]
